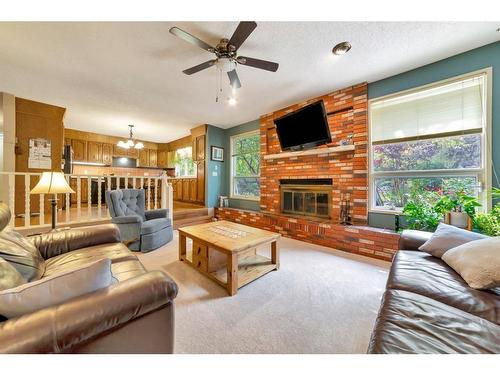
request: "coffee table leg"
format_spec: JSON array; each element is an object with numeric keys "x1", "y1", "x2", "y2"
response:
[
  {"x1": 227, "y1": 252, "x2": 238, "y2": 296},
  {"x1": 179, "y1": 234, "x2": 186, "y2": 261},
  {"x1": 271, "y1": 240, "x2": 280, "y2": 270}
]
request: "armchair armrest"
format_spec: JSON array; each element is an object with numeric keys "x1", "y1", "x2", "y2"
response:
[
  {"x1": 0, "y1": 271, "x2": 178, "y2": 353},
  {"x1": 30, "y1": 224, "x2": 121, "y2": 259},
  {"x1": 145, "y1": 209, "x2": 168, "y2": 220},
  {"x1": 399, "y1": 229, "x2": 433, "y2": 250},
  {"x1": 111, "y1": 215, "x2": 143, "y2": 224}
]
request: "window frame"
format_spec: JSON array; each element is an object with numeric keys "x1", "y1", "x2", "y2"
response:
[
  {"x1": 229, "y1": 129, "x2": 261, "y2": 201},
  {"x1": 368, "y1": 68, "x2": 492, "y2": 214}
]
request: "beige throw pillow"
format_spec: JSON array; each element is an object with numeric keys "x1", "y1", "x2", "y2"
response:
[
  {"x1": 0, "y1": 258, "x2": 113, "y2": 318},
  {"x1": 442, "y1": 237, "x2": 500, "y2": 289}
]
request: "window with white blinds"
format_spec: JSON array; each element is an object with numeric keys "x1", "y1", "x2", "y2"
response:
[
  {"x1": 369, "y1": 72, "x2": 489, "y2": 212},
  {"x1": 371, "y1": 75, "x2": 485, "y2": 144}
]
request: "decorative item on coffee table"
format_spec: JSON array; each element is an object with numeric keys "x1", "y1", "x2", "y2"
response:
[{"x1": 178, "y1": 220, "x2": 280, "y2": 296}]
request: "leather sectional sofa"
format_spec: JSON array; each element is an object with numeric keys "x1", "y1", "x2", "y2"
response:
[
  {"x1": 0, "y1": 203, "x2": 178, "y2": 354},
  {"x1": 368, "y1": 230, "x2": 500, "y2": 354}
]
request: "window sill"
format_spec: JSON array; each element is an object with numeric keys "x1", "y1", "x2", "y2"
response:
[
  {"x1": 229, "y1": 196, "x2": 260, "y2": 202},
  {"x1": 369, "y1": 208, "x2": 402, "y2": 215}
]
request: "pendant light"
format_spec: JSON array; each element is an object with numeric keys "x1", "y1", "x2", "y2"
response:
[{"x1": 117, "y1": 125, "x2": 144, "y2": 149}]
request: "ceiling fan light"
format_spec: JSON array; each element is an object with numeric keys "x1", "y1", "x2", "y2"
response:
[
  {"x1": 217, "y1": 57, "x2": 236, "y2": 73},
  {"x1": 332, "y1": 41, "x2": 352, "y2": 55},
  {"x1": 126, "y1": 139, "x2": 135, "y2": 147},
  {"x1": 134, "y1": 142, "x2": 144, "y2": 149},
  {"x1": 228, "y1": 97, "x2": 237, "y2": 106}
]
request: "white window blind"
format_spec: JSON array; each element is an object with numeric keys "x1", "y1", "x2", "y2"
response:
[{"x1": 371, "y1": 74, "x2": 485, "y2": 143}]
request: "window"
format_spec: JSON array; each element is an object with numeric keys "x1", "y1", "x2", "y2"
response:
[
  {"x1": 174, "y1": 146, "x2": 196, "y2": 177},
  {"x1": 230, "y1": 130, "x2": 260, "y2": 200},
  {"x1": 369, "y1": 71, "x2": 490, "y2": 212}
]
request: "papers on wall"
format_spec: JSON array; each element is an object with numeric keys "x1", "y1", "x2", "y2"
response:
[{"x1": 28, "y1": 138, "x2": 52, "y2": 169}]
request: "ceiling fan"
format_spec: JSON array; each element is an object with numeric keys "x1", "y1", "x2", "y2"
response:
[{"x1": 169, "y1": 21, "x2": 279, "y2": 89}]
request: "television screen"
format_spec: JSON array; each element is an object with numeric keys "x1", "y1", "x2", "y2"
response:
[{"x1": 274, "y1": 100, "x2": 331, "y2": 151}]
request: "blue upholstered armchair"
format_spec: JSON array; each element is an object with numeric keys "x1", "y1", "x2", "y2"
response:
[{"x1": 105, "y1": 189, "x2": 173, "y2": 252}]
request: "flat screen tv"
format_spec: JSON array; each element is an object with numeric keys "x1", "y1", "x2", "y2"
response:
[{"x1": 274, "y1": 100, "x2": 331, "y2": 151}]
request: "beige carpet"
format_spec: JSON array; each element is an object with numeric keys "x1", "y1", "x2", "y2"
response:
[{"x1": 137, "y1": 230, "x2": 389, "y2": 354}]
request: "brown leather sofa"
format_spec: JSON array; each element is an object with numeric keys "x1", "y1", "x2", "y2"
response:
[
  {"x1": 368, "y1": 230, "x2": 500, "y2": 354},
  {"x1": 0, "y1": 204, "x2": 178, "y2": 354}
]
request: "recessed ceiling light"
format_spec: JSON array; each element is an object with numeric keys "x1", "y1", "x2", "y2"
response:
[
  {"x1": 228, "y1": 97, "x2": 237, "y2": 106},
  {"x1": 332, "y1": 41, "x2": 352, "y2": 55}
]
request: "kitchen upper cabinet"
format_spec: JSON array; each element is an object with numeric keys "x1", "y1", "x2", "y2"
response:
[
  {"x1": 113, "y1": 144, "x2": 128, "y2": 157},
  {"x1": 127, "y1": 147, "x2": 139, "y2": 159},
  {"x1": 71, "y1": 139, "x2": 87, "y2": 161},
  {"x1": 149, "y1": 149, "x2": 157, "y2": 167},
  {"x1": 157, "y1": 150, "x2": 167, "y2": 168},
  {"x1": 87, "y1": 141, "x2": 102, "y2": 163},
  {"x1": 102, "y1": 143, "x2": 113, "y2": 165},
  {"x1": 139, "y1": 149, "x2": 149, "y2": 167},
  {"x1": 196, "y1": 135, "x2": 205, "y2": 161}
]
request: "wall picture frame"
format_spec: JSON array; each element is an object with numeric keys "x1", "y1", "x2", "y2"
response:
[{"x1": 211, "y1": 146, "x2": 224, "y2": 162}]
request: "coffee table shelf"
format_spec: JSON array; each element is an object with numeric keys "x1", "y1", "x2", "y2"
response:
[{"x1": 178, "y1": 220, "x2": 280, "y2": 296}]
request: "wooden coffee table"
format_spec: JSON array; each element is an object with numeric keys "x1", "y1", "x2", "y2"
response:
[{"x1": 178, "y1": 220, "x2": 280, "y2": 296}]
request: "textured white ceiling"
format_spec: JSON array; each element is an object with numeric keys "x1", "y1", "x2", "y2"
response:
[{"x1": 0, "y1": 22, "x2": 498, "y2": 142}]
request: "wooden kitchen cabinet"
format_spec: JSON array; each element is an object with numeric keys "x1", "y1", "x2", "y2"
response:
[
  {"x1": 182, "y1": 179, "x2": 190, "y2": 201},
  {"x1": 87, "y1": 141, "x2": 102, "y2": 163},
  {"x1": 196, "y1": 135, "x2": 205, "y2": 161},
  {"x1": 102, "y1": 143, "x2": 113, "y2": 165},
  {"x1": 113, "y1": 144, "x2": 128, "y2": 157},
  {"x1": 69, "y1": 178, "x2": 88, "y2": 204},
  {"x1": 149, "y1": 149, "x2": 157, "y2": 167},
  {"x1": 139, "y1": 149, "x2": 149, "y2": 167},
  {"x1": 157, "y1": 150, "x2": 167, "y2": 168},
  {"x1": 189, "y1": 179, "x2": 197, "y2": 201},
  {"x1": 71, "y1": 139, "x2": 87, "y2": 161},
  {"x1": 127, "y1": 147, "x2": 139, "y2": 159},
  {"x1": 196, "y1": 163, "x2": 205, "y2": 203}
]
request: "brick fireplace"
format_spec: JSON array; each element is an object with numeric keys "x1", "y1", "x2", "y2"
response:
[
  {"x1": 215, "y1": 82, "x2": 401, "y2": 261},
  {"x1": 260, "y1": 83, "x2": 369, "y2": 224}
]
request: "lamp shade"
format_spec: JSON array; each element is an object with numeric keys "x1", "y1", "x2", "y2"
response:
[{"x1": 30, "y1": 172, "x2": 75, "y2": 195}]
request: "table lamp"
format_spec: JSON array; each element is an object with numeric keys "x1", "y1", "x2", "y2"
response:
[{"x1": 30, "y1": 171, "x2": 75, "y2": 229}]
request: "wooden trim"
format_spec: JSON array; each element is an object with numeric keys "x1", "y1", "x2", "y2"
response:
[{"x1": 371, "y1": 128, "x2": 482, "y2": 146}]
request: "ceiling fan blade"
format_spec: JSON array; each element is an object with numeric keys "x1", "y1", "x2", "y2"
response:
[
  {"x1": 169, "y1": 27, "x2": 215, "y2": 52},
  {"x1": 182, "y1": 60, "x2": 216, "y2": 75},
  {"x1": 237, "y1": 56, "x2": 279, "y2": 72},
  {"x1": 228, "y1": 21, "x2": 257, "y2": 51},
  {"x1": 227, "y1": 69, "x2": 241, "y2": 89}
]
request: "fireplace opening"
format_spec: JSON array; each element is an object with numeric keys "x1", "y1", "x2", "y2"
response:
[{"x1": 280, "y1": 179, "x2": 332, "y2": 219}]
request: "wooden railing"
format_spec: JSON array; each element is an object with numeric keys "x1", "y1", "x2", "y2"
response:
[{"x1": 0, "y1": 172, "x2": 173, "y2": 229}]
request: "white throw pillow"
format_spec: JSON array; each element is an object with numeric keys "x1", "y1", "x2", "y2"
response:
[
  {"x1": 442, "y1": 237, "x2": 500, "y2": 289},
  {"x1": 0, "y1": 258, "x2": 113, "y2": 319},
  {"x1": 418, "y1": 223, "x2": 487, "y2": 258}
]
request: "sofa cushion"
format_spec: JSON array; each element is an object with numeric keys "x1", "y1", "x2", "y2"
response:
[
  {"x1": 0, "y1": 258, "x2": 25, "y2": 291},
  {"x1": 442, "y1": 237, "x2": 500, "y2": 290},
  {"x1": 418, "y1": 223, "x2": 487, "y2": 258},
  {"x1": 43, "y1": 242, "x2": 146, "y2": 282},
  {"x1": 140, "y1": 218, "x2": 171, "y2": 235},
  {"x1": 0, "y1": 258, "x2": 114, "y2": 319},
  {"x1": 0, "y1": 227, "x2": 45, "y2": 281},
  {"x1": 367, "y1": 289, "x2": 500, "y2": 354},
  {"x1": 387, "y1": 250, "x2": 500, "y2": 324}
]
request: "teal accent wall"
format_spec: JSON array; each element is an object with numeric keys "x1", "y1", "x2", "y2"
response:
[
  {"x1": 368, "y1": 41, "x2": 500, "y2": 230},
  {"x1": 205, "y1": 125, "x2": 227, "y2": 208},
  {"x1": 205, "y1": 119, "x2": 261, "y2": 210}
]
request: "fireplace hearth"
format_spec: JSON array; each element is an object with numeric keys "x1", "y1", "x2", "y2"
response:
[{"x1": 280, "y1": 179, "x2": 332, "y2": 219}]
